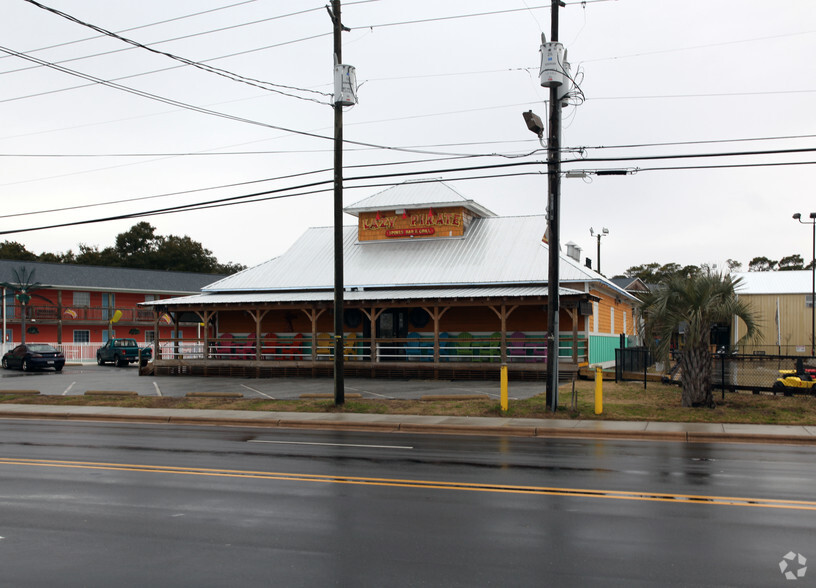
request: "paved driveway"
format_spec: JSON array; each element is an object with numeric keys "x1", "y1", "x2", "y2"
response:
[{"x1": 0, "y1": 363, "x2": 546, "y2": 400}]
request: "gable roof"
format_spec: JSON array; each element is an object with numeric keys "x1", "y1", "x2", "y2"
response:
[
  {"x1": 610, "y1": 276, "x2": 649, "y2": 293},
  {"x1": 203, "y1": 215, "x2": 636, "y2": 302},
  {"x1": 343, "y1": 181, "x2": 496, "y2": 218},
  {"x1": 0, "y1": 259, "x2": 226, "y2": 295}
]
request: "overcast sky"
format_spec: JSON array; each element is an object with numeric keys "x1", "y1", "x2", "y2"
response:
[{"x1": 1, "y1": 0, "x2": 814, "y2": 277}]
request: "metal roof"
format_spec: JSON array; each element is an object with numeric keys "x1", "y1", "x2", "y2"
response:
[
  {"x1": 0, "y1": 259, "x2": 225, "y2": 294},
  {"x1": 343, "y1": 181, "x2": 496, "y2": 218},
  {"x1": 733, "y1": 271, "x2": 814, "y2": 295},
  {"x1": 144, "y1": 285, "x2": 589, "y2": 307},
  {"x1": 203, "y1": 215, "x2": 629, "y2": 297}
]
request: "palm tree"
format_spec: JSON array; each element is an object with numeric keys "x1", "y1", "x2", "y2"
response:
[
  {"x1": 638, "y1": 272, "x2": 760, "y2": 407},
  {"x1": 1, "y1": 267, "x2": 53, "y2": 345}
]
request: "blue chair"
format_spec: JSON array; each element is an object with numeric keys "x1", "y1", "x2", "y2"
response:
[
  {"x1": 438, "y1": 332, "x2": 451, "y2": 362},
  {"x1": 406, "y1": 332, "x2": 422, "y2": 361}
]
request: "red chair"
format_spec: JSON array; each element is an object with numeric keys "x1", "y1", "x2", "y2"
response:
[
  {"x1": 284, "y1": 333, "x2": 303, "y2": 360},
  {"x1": 262, "y1": 333, "x2": 277, "y2": 359},
  {"x1": 216, "y1": 333, "x2": 234, "y2": 359},
  {"x1": 508, "y1": 331, "x2": 526, "y2": 362},
  {"x1": 243, "y1": 333, "x2": 257, "y2": 360}
]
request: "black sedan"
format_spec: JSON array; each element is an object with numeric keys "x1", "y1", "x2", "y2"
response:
[{"x1": 2, "y1": 344, "x2": 65, "y2": 372}]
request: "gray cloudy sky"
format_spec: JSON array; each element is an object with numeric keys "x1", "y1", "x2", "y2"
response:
[{"x1": 1, "y1": 0, "x2": 814, "y2": 277}]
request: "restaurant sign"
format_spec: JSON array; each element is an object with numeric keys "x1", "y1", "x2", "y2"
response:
[{"x1": 359, "y1": 207, "x2": 465, "y2": 241}]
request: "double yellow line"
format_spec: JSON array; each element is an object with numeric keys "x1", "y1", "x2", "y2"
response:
[{"x1": 1, "y1": 457, "x2": 814, "y2": 511}]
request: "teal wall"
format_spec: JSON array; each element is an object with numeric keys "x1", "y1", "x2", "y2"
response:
[{"x1": 589, "y1": 334, "x2": 623, "y2": 364}]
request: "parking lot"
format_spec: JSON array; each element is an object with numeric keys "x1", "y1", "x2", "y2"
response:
[{"x1": 0, "y1": 363, "x2": 546, "y2": 400}]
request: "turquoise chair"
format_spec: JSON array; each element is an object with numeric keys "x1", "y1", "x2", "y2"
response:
[
  {"x1": 438, "y1": 332, "x2": 451, "y2": 362},
  {"x1": 456, "y1": 332, "x2": 474, "y2": 361},
  {"x1": 406, "y1": 332, "x2": 422, "y2": 361}
]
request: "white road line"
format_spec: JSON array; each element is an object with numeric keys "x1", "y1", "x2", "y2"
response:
[
  {"x1": 347, "y1": 386, "x2": 394, "y2": 399},
  {"x1": 241, "y1": 384, "x2": 275, "y2": 399},
  {"x1": 62, "y1": 382, "x2": 76, "y2": 396},
  {"x1": 152, "y1": 382, "x2": 162, "y2": 397},
  {"x1": 248, "y1": 440, "x2": 413, "y2": 450},
  {"x1": 362, "y1": 390, "x2": 395, "y2": 399}
]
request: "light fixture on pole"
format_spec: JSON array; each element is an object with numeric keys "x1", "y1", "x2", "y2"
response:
[
  {"x1": 793, "y1": 212, "x2": 816, "y2": 357},
  {"x1": 589, "y1": 227, "x2": 609, "y2": 274}
]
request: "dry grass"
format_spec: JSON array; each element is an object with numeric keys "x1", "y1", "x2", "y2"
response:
[{"x1": 0, "y1": 380, "x2": 814, "y2": 425}]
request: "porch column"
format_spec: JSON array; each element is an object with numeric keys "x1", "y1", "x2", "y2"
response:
[
  {"x1": 301, "y1": 307, "x2": 326, "y2": 361},
  {"x1": 422, "y1": 306, "x2": 449, "y2": 363}
]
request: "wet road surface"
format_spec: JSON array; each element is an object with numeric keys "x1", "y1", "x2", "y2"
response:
[{"x1": 0, "y1": 419, "x2": 813, "y2": 586}]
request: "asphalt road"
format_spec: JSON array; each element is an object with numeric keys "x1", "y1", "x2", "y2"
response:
[
  {"x1": 0, "y1": 419, "x2": 814, "y2": 586},
  {"x1": 0, "y1": 362, "x2": 547, "y2": 400}
]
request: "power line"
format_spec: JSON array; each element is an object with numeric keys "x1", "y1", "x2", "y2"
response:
[
  {"x1": 0, "y1": 154, "x2": 477, "y2": 219},
  {"x1": 4, "y1": 157, "x2": 816, "y2": 237},
  {"x1": 0, "y1": 45, "x2": 525, "y2": 160},
  {"x1": 19, "y1": 0, "x2": 332, "y2": 104},
  {"x1": 0, "y1": 163, "x2": 549, "y2": 236},
  {"x1": 1, "y1": 0, "x2": 262, "y2": 61},
  {"x1": 562, "y1": 146, "x2": 816, "y2": 165}
]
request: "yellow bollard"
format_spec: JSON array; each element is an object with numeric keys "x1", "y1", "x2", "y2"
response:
[
  {"x1": 500, "y1": 364, "x2": 508, "y2": 411},
  {"x1": 595, "y1": 366, "x2": 603, "y2": 414}
]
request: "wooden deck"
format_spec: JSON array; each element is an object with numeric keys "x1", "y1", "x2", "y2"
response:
[{"x1": 152, "y1": 358, "x2": 581, "y2": 382}]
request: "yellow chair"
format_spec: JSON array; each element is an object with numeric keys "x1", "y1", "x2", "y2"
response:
[
  {"x1": 316, "y1": 332, "x2": 332, "y2": 360},
  {"x1": 344, "y1": 332, "x2": 358, "y2": 360}
]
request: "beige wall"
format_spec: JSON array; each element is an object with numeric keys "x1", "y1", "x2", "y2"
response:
[{"x1": 733, "y1": 293, "x2": 813, "y2": 354}]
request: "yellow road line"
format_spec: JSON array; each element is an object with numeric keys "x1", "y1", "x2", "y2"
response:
[{"x1": 1, "y1": 457, "x2": 814, "y2": 511}]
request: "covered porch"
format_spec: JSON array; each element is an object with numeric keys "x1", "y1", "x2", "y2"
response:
[{"x1": 148, "y1": 289, "x2": 595, "y2": 381}]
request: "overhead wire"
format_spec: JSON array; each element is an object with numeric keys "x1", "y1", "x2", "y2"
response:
[
  {"x1": 0, "y1": 162, "x2": 550, "y2": 236},
  {"x1": 19, "y1": 0, "x2": 332, "y2": 104},
  {"x1": 4, "y1": 154, "x2": 816, "y2": 236},
  {"x1": 0, "y1": 153, "x2": 479, "y2": 220},
  {"x1": 0, "y1": 0, "x2": 262, "y2": 61}
]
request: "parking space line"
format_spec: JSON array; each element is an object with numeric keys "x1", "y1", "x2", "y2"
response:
[
  {"x1": 152, "y1": 382, "x2": 162, "y2": 397},
  {"x1": 241, "y1": 384, "x2": 274, "y2": 399},
  {"x1": 62, "y1": 382, "x2": 76, "y2": 396}
]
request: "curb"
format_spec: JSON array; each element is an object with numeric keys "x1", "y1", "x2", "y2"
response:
[{"x1": 0, "y1": 409, "x2": 813, "y2": 445}]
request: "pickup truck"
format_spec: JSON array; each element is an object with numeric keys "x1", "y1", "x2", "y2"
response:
[{"x1": 96, "y1": 338, "x2": 152, "y2": 367}]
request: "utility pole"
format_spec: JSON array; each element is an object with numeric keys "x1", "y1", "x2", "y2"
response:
[
  {"x1": 545, "y1": 0, "x2": 563, "y2": 412},
  {"x1": 329, "y1": 0, "x2": 348, "y2": 406}
]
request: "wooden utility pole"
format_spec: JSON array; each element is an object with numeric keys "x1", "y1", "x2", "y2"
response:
[
  {"x1": 545, "y1": 0, "x2": 563, "y2": 411},
  {"x1": 330, "y1": 0, "x2": 346, "y2": 405}
]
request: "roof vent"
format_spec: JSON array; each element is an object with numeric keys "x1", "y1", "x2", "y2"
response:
[{"x1": 565, "y1": 241, "x2": 581, "y2": 262}]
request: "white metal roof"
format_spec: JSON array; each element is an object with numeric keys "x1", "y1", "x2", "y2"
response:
[
  {"x1": 144, "y1": 285, "x2": 589, "y2": 307},
  {"x1": 343, "y1": 181, "x2": 496, "y2": 218},
  {"x1": 733, "y1": 271, "x2": 814, "y2": 295},
  {"x1": 202, "y1": 215, "x2": 628, "y2": 296}
]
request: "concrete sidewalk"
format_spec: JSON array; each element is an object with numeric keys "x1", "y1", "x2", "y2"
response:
[{"x1": 0, "y1": 403, "x2": 814, "y2": 445}]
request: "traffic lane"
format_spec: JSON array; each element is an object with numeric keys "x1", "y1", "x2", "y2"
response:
[
  {"x1": 2, "y1": 419, "x2": 816, "y2": 504},
  {"x1": 0, "y1": 363, "x2": 542, "y2": 399},
  {"x1": 3, "y1": 460, "x2": 809, "y2": 587},
  {"x1": 1, "y1": 424, "x2": 814, "y2": 586}
]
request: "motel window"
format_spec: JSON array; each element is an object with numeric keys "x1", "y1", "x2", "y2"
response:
[
  {"x1": 73, "y1": 292, "x2": 90, "y2": 307},
  {"x1": 623, "y1": 312, "x2": 627, "y2": 335},
  {"x1": 73, "y1": 330, "x2": 90, "y2": 344},
  {"x1": 145, "y1": 330, "x2": 155, "y2": 343},
  {"x1": 593, "y1": 302, "x2": 599, "y2": 333},
  {"x1": 610, "y1": 308, "x2": 615, "y2": 334}
]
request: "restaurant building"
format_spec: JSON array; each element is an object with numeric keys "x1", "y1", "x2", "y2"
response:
[{"x1": 147, "y1": 182, "x2": 639, "y2": 380}]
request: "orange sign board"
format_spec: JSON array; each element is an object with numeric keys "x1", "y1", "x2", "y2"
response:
[{"x1": 358, "y1": 207, "x2": 465, "y2": 241}]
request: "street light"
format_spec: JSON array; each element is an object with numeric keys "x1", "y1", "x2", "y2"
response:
[
  {"x1": 590, "y1": 227, "x2": 609, "y2": 274},
  {"x1": 793, "y1": 212, "x2": 816, "y2": 357}
]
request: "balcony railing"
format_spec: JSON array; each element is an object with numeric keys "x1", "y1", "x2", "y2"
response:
[{"x1": 1, "y1": 305, "x2": 157, "y2": 323}]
